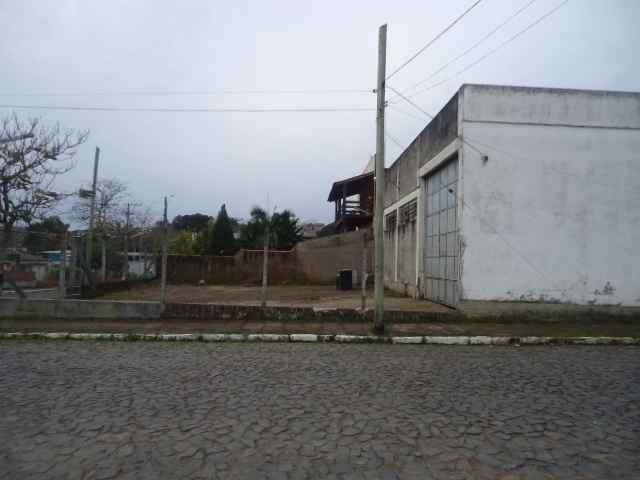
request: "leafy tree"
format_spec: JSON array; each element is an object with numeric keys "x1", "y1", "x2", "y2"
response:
[
  {"x1": 239, "y1": 207, "x2": 303, "y2": 250},
  {"x1": 23, "y1": 216, "x2": 68, "y2": 253},
  {"x1": 0, "y1": 113, "x2": 88, "y2": 258},
  {"x1": 271, "y1": 210, "x2": 303, "y2": 250},
  {"x1": 170, "y1": 231, "x2": 200, "y2": 255},
  {"x1": 239, "y1": 207, "x2": 268, "y2": 249},
  {"x1": 207, "y1": 204, "x2": 236, "y2": 255},
  {"x1": 172, "y1": 213, "x2": 211, "y2": 232}
]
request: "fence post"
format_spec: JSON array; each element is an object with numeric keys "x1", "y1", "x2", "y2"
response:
[{"x1": 58, "y1": 232, "x2": 67, "y2": 300}]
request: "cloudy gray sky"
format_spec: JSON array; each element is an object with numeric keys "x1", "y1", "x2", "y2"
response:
[{"x1": 1, "y1": 0, "x2": 639, "y2": 225}]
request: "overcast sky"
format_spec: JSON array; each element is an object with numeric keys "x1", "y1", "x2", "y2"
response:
[{"x1": 1, "y1": 0, "x2": 639, "y2": 225}]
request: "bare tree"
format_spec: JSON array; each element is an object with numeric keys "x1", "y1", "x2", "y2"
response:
[
  {"x1": 0, "y1": 113, "x2": 88, "y2": 258},
  {"x1": 127, "y1": 204, "x2": 162, "y2": 278},
  {"x1": 72, "y1": 178, "x2": 129, "y2": 233},
  {"x1": 72, "y1": 179, "x2": 158, "y2": 278}
]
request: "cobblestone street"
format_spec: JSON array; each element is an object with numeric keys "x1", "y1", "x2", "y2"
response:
[{"x1": 1, "y1": 342, "x2": 638, "y2": 479}]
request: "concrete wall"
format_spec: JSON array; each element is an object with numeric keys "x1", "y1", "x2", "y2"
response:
[
  {"x1": 167, "y1": 249, "x2": 298, "y2": 285},
  {"x1": 0, "y1": 298, "x2": 162, "y2": 319},
  {"x1": 381, "y1": 83, "x2": 640, "y2": 306},
  {"x1": 295, "y1": 228, "x2": 373, "y2": 284},
  {"x1": 166, "y1": 230, "x2": 373, "y2": 286},
  {"x1": 384, "y1": 93, "x2": 459, "y2": 208},
  {"x1": 394, "y1": 220, "x2": 418, "y2": 297},
  {"x1": 458, "y1": 84, "x2": 640, "y2": 305},
  {"x1": 383, "y1": 219, "x2": 396, "y2": 285},
  {"x1": 382, "y1": 92, "x2": 459, "y2": 296}
]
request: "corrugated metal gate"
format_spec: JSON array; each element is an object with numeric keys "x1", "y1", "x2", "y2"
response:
[{"x1": 424, "y1": 155, "x2": 459, "y2": 306}]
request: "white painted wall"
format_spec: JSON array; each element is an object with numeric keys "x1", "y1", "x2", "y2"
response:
[
  {"x1": 127, "y1": 253, "x2": 156, "y2": 278},
  {"x1": 459, "y1": 86, "x2": 640, "y2": 305}
]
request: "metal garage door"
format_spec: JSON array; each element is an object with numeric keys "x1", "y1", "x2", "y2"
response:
[{"x1": 424, "y1": 155, "x2": 459, "y2": 306}]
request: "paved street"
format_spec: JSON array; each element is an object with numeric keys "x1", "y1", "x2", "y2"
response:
[{"x1": 1, "y1": 342, "x2": 638, "y2": 479}]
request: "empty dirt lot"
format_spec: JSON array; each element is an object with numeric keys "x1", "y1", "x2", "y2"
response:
[{"x1": 102, "y1": 284, "x2": 452, "y2": 313}]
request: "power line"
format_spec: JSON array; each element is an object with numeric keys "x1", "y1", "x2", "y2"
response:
[
  {"x1": 388, "y1": 85, "x2": 486, "y2": 156},
  {"x1": 397, "y1": 0, "x2": 538, "y2": 99},
  {"x1": 407, "y1": 0, "x2": 570, "y2": 99},
  {"x1": 385, "y1": 130, "x2": 405, "y2": 149},
  {"x1": 0, "y1": 104, "x2": 375, "y2": 113},
  {"x1": 388, "y1": 105, "x2": 424, "y2": 121},
  {"x1": 386, "y1": 85, "x2": 434, "y2": 119},
  {"x1": 0, "y1": 88, "x2": 373, "y2": 97},
  {"x1": 385, "y1": 0, "x2": 484, "y2": 81}
]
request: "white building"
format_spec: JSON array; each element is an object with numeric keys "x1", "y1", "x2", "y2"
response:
[
  {"x1": 126, "y1": 252, "x2": 156, "y2": 278},
  {"x1": 383, "y1": 84, "x2": 640, "y2": 307}
]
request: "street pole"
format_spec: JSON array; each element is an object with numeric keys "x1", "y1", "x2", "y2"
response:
[
  {"x1": 123, "y1": 203, "x2": 130, "y2": 280},
  {"x1": 373, "y1": 24, "x2": 387, "y2": 334},
  {"x1": 160, "y1": 196, "x2": 168, "y2": 309},
  {"x1": 86, "y1": 147, "x2": 100, "y2": 279},
  {"x1": 58, "y1": 231, "x2": 67, "y2": 300},
  {"x1": 261, "y1": 216, "x2": 269, "y2": 308}
]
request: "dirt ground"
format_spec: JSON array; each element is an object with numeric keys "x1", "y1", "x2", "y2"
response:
[{"x1": 102, "y1": 284, "x2": 453, "y2": 313}]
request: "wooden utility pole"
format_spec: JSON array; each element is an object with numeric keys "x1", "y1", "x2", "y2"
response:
[
  {"x1": 123, "y1": 203, "x2": 130, "y2": 280},
  {"x1": 58, "y1": 231, "x2": 68, "y2": 300},
  {"x1": 261, "y1": 216, "x2": 270, "y2": 308},
  {"x1": 160, "y1": 196, "x2": 168, "y2": 308},
  {"x1": 86, "y1": 147, "x2": 100, "y2": 277},
  {"x1": 373, "y1": 24, "x2": 387, "y2": 334}
]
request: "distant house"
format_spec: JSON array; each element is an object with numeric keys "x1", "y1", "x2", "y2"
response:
[
  {"x1": 301, "y1": 223, "x2": 325, "y2": 240},
  {"x1": 1, "y1": 250, "x2": 50, "y2": 286},
  {"x1": 40, "y1": 250, "x2": 71, "y2": 266},
  {"x1": 126, "y1": 252, "x2": 156, "y2": 278},
  {"x1": 327, "y1": 171, "x2": 374, "y2": 233}
]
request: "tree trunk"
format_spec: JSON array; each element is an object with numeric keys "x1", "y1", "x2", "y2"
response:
[
  {"x1": 101, "y1": 241, "x2": 106, "y2": 281},
  {"x1": 0, "y1": 223, "x2": 12, "y2": 260}
]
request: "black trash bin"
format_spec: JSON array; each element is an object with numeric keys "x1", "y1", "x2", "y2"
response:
[{"x1": 337, "y1": 269, "x2": 353, "y2": 291}]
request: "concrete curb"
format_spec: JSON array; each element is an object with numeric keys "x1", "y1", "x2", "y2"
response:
[{"x1": 1, "y1": 332, "x2": 639, "y2": 345}]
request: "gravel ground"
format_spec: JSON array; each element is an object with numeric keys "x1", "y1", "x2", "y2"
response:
[{"x1": 1, "y1": 342, "x2": 638, "y2": 479}]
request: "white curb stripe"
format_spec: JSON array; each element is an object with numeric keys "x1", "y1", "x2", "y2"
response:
[
  {"x1": 0, "y1": 332, "x2": 638, "y2": 345},
  {"x1": 290, "y1": 334, "x2": 318, "y2": 342},
  {"x1": 392, "y1": 336, "x2": 423, "y2": 344}
]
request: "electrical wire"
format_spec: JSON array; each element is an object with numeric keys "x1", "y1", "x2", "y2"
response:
[
  {"x1": 388, "y1": 105, "x2": 424, "y2": 121},
  {"x1": 385, "y1": 0, "x2": 484, "y2": 81},
  {"x1": 407, "y1": 0, "x2": 570, "y2": 99},
  {"x1": 388, "y1": 85, "x2": 486, "y2": 157},
  {"x1": 386, "y1": 85, "x2": 434, "y2": 119},
  {"x1": 0, "y1": 104, "x2": 375, "y2": 113},
  {"x1": 385, "y1": 131, "x2": 405, "y2": 149},
  {"x1": 0, "y1": 88, "x2": 373, "y2": 97},
  {"x1": 396, "y1": 0, "x2": 538, "y2": 99}
]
